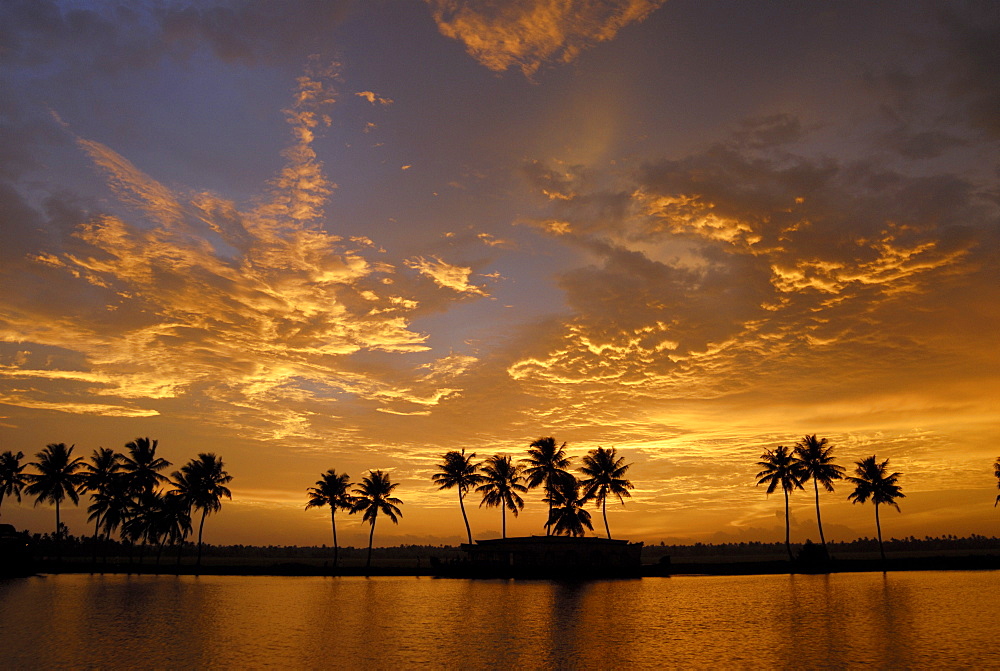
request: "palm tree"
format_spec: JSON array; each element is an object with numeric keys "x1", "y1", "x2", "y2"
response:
[
  {"x1": 794, "y1": 435, "x2": 845, "y2": 553},
  {"x1": 80, "y1": 448, "x2": 123, "y2": 565},
  {"x1": 122, "y1": 490, "x2": 167, "y2": 563},
  {"x1": 521, "y1": 437, "x2": 573, "y2": 535},
  {"x1": 476, "y1": 454, "x2": 528, "y2": 538},
  {"x1": 177, "y1": 453, "x2": 232, "y2": 569},
  {"x1": 431, "y1": 450, "x2": 483, "y2": 544},
  {"x1": 544, "y1": 475, "x2": 593, "y2": 537},
  {"x1": 88, "y1": 471, "x2": 133, "y2": 566},
  {"x1": 350, "y1": 470, "x2": 403, "y2": 569},
  {"x1": 755, "y1": 445, "x2": 805, "y2": 561},
  {"x1": 994, "y1": 457, "x2": 999, "y2": 507},
  {"x1": 847, "y1": 455, "x2": 905, "y2": 562},
  {"x1": 120, "y1": 437, "x2": 171, "y2": 495},
  {"x1": 24, "y1": 443, "x2": 85, "y2": 561},
  {"x1": 0, "y1": 450, "x2": 28, "y2": 518},
  {"x1": 305, "y1": 469, "x2": 355, "y2": 568},
  {"x1": 579, "y1": 446, "x2": 633, "y2": 539}
]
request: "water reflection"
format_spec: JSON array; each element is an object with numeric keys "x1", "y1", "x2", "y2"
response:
[{"x1": 0, "y1": 571, "x2": 996, "y2": 668}]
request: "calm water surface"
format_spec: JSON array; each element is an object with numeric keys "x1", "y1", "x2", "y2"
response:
[{"x1": 1, "y1": 571, "x2": 996, "y2": 669}]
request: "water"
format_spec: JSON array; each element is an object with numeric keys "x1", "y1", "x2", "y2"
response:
[{"x1": 0, "y1": 571, "x2": 996, "y2": 669}]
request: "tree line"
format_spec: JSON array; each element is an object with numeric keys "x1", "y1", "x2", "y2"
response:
[
  {"x1": 0, "y1": 439, "x2": 231, "y2": 568},
  {"x1": 305, "y1": 437, "x2": 634, "y2": 569}
]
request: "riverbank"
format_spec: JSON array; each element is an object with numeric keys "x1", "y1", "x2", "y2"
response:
[{"x1": 8, "y1": 552, "x2": 997, "y2": 579}]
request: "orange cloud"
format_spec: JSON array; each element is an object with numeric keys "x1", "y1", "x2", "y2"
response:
[{"x1": 426, "y1": 0, "x2": 665, "y2": 76}]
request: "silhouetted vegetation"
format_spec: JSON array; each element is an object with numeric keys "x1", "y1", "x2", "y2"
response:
[
  {"x1": 580, "y1": 446, "x2": 633, "y2": 539},
  {"x1": 8, "y1": 437, "x2": 231, "y2": 570},
  {"x1": 755, "y1": 445, "x2": 803, "y2": 560},
  {"x1": 305, "y1": 470, "x2": 354, "y2": 568},
  {"x1": 475, "y1": 454, "x2": 527, "y2": 539},
  {"x1": 794, "y1": 435, "x2": 844, "y2": 553},
  {"x1": 847, "y1": 455, "x2": 905, "y2": 562},
  {"x1": 432, "y1": 450, "x2": 483, "y2": 544},
  {"x1": 351, "y1": 470, "x2": 403, "y2": 569},
  {"x1": 0, "y1": 449, "x2": 28, "y2": 517}
]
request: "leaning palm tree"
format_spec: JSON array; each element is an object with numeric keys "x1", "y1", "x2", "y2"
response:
[
  {"x1": 305, "y1": 470, "x2": 355, "y2": 568},
  {"x1": 0, "y1": 450, "x2": 28, "y2": 518},
  {"x1": 24, "y1": 443, "x2": 85, "y2": 561},
  {"x1": 431, "y1": 450, "x2": 483, "y2": 544},
  {"x1": 847, "y1": 455, "x2": 905, "y2": 562},
  {"x1": 80, "y1": 447, "x2": 123, "y2": 565},
  {"x1": 579, "y1": 446, "x2": 634, "y2": 539},
  {"x1": 794, "y1": 435, "x2": 845, "y2": 553},
  {"x1": 994, "y1": 457, "x2": 1000, "y2": 507},
  {"x1": 178, "y1": 453, "x2": 233, "y2": 569},
  {"x1": 521, "y1": 437, "x2": 573, "y2": 535},
  {"x1": 350, "y1": 470, "x2": 403, "y2": 569},
  {"x1": 755, "y1": 445, "x2": 805, "y2": 561},
  {"x1": 544, "y1": 475, "x2": 594, "y2": 537},
  {"x1": 120, "y1": 437, "x2": 171, "y2": 496},
  {"x1": 476, "y1": 454, "x2": 528, "y2": 538}
]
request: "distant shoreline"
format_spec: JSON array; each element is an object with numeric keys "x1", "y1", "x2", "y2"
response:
[{"x1": 11, "y1": 553, "x2": 997, "y2": 579}]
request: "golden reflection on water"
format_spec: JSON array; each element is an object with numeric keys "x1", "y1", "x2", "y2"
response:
[{"x1": 0, "y1": 571, "x2": 996, "y2": 668}]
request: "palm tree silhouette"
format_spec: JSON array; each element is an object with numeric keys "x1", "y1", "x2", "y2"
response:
[
  {"x1": 522, "y1": 437, "x2": 573, "y2": 535},
  {"x1": 756, "y1": 445, "x2": 805, "y2": 561},
  {"x1": 350, "y1": 470, "x2": 403, "y2": 569},
  {"x1": 0, "y1": 450, "x2": 28, "y2": 518},
  {"x1": 120, "y1": 437, "x2": 171, "y2": 496},
  {"x1": 476, "y1": 454, "x2": 527, "y2": 538},
  {"x1": 80, "y1": 448, "x2": 123, "y2": 565},
  {"x1": 794, "y1": 435, "x2": 844, "y2": 553},
  {"x1": 579, "y1": 446, "x2": 633, "y2": 539},
  {"x1": 177, "y1": 453, "x2": 233, "y2": 569},
  {"x1": 122, "y1": 490, "x2": 167, "y2": 564},
  {"x1": 306, "y1": 469, "x2": 355, "y2": 568},
  {"x1": 160, "y1": 490, "x2": 192, "y2": 565},
  {"x1": 24, "y1": 443, "x2": 85, "y2": 562},
  {"x1": 432, "y1": 450, "x2": 483, "y2": 544},
  {"x1": 544, "y1": 475, "x2": 593, "y2": 537},
  {"x1": 994, "y1": 457, "x2": 999, "y2": 507},
  {"x1": 87, "y1": 471, "x2": 132, "y2": 565},
  {"x1": 847, "y1": 455, "x2": 905, "y2": 562}
]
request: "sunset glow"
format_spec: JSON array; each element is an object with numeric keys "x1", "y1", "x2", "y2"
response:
[{"x1": 2, "y1": 0, "x2": 998, "y2": 549}]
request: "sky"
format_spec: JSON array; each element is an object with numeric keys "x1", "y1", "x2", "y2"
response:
[{"x1": 2, "y1": 0, "x2": 998, "y2": 548}]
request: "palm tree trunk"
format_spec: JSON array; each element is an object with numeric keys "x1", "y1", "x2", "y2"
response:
[
  {"x1": 602, "y1": 497, "x2": 611, "y2": 539},
  {"x1": 330, "y1": 509, "x2": 339, "y2": 569},
  {"x1": 366, "y1": 518, "x2": 376, "y2": 569},
  {"x1": 92, "y1": 513, "x2": 101, "y2": 570},
  {"x1": 501, "y1": 505, "x2": 506, "y2": 539},
  {"x1": 196, "y1": 508, "x2": 207, "y2": 570},
  {"x1": 783, "y1": 487, "x2": 793, "y2": 561},
  {"x1": 459, "y1": 489, "x2": 472, "y2": 544},
  {"x1": 55, "y1": 499, "x2": 62, "y2": 566},
  {"x1": 176, "y1": 533, "x2": 185, "y2": 566},
  {"x1": 813, "y1": 478, "x2": 827, "y2": 549},
  {"x1": 875, "y1": 502, "x2": 885, "y2": 562}
]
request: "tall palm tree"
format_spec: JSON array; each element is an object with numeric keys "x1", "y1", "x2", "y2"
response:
[
  {"x1": 80, "y1": 448, "x2": 123, "y2": 565},
  {"x1": 755, "y1": 445, "x2": 805, "y2": 561},
  {"x1": 522, "y1": 437, "x2": 573, "y2": 535},
  {"x1": 794, "y1": 435, "x2": 845, "y2": 552},
  {"x1": 579, "y1": 446, "x2": 633, "y2": 539},
  {"x1": 847, "y1": 455, "x2": 905, "y2": 562},
  {"x1": 305, "y1": 469, "x2": 355, "y2": 568},
  {"x1": 120, "y1": 437, "x2": 171, "y2": 495},
  {"x1": 476, "y1": 454, "x2": 528, "y2": 538},
  {"x1": 994, "y1": 457, "x2": 1000, "y2": 507},
  {"x1": 0, "y1": 450, "x2": 28, "y2": 518},
  {"x1": 24, "y1": 443, "x2": 85, "y2": 560},
  {"x1": 431, "y1": 450, "x2": 483, "y2": 544},
  {"x1": 350, "y1": 470, "x2": 403, "y2": 569},
  {"x1": 544, "y1": 475, "x2": 593, "y2": 537},
  {"x1": 178, "y1": 453, "x2": 233, "y2": 569}
]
